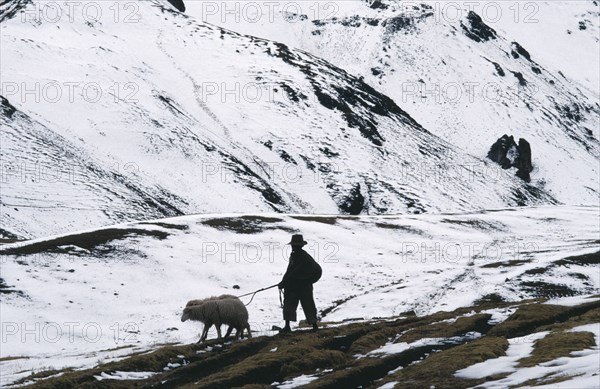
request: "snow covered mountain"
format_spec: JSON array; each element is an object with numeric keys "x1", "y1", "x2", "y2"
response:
[
  {"x1": 187, "y1": 0, "x2": 600, "y2": 203},
  {"x1": 0, "y1": 205, "x2": 598, "y2": 386},
  {"x1": 2, "y1": 0, "x2": 596, "y2": 239}
]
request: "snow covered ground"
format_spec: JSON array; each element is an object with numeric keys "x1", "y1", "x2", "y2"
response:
[
  {"x1": 0, "y1": 205, "x2": 598, "y2": 386},
  {"x1": 456, "y1": 323, "x2": 600, "y2": 388}
]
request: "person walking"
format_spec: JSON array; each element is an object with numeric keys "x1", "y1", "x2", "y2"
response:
[{"x1": 278, "y1": 234, "x2": 322, "y2": 333}]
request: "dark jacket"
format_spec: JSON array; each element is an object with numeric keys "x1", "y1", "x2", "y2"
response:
[{"x1": 279, "y1": 248, "x2": 322, "y2": 289}]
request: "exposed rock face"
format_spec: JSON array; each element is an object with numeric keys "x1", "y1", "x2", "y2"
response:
[
  {"x1": 167, "y1": 0, "x2": 185, "y2": 12},
  {"x1": 488, "y1": 135, "x2": 517, "y2": 169},
  {"x1": 1, "y1": 95, "x2": 17, "y2": 118},
  {"x1": 488, "y1": 135, "x2": 533, "y2": 182},
  {"x1": 514, "y1": 139, "x2": 533, "y2": 182},
  {"x1": 339, "y1": 184, "x2": 365, "y2": 215},
  {"x1": 461, "y1": 11, "x2": 497, "y2": 42},
  {"x1": 511, "y1": 42, "x2": 532, "y2": 61}
]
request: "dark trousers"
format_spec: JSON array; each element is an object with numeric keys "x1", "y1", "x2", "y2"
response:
[{"x1": 283, "y1": 284, "x2": 317, "y2": 324}]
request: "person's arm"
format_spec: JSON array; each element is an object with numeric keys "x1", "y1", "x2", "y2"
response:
[{"x1": 279, "y1": 259, "x2": 295, "y2": 289}]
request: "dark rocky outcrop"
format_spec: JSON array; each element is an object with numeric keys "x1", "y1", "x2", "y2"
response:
[
  {"x1": 492, "y1": 62, "x2": 505, "y2": 77},
  {"x1": 514, "y1": 138, "x2": 533, "y2": 182},
  {"x1": 511, "y1": 42, "x2": 532, "y2": 61},
  {"x1": 461, "y1": 12, "x2": 497, "y2": 42},
  {"x1": 488, "y1": 135, "x2": 517, "y2": 169},
  {"x1": 1, "y1": 95, "x2": 17, "y2": 119},
  {"x1": 166, "y1": 0, "x2": 185, "y2": 12},
  {"x1": 338, "y1": 184, "x2": 365, "y2": 215},
  {"x1": 488, "y1": 135, "x2": 533, "y2": 182},
  {"x1": 369, "y1": 0, "x2": 389, "y2": 10},
  {"x1": 0, "y1": 0, "x2": 30, "y2": 22}
]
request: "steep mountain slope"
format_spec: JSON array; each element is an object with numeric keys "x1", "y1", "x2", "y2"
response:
[
  {"x1": 1, "y1": 0, "x2": 564, "y2": 239},
  {"x1": 187, "y1": 0, "x2": 600, "y2": 205},
  {"x1": 0, "y1": 206, "x2": 598, "y2": 386}
]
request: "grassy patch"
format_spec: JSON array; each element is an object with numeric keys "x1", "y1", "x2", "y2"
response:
[
  {"x1": 489, "y1": 304, "x2": 571, "y2": 337},
  {"x1": 0, "y1": 355, "x2": 29, "y2": 362},
  {"x1": 289, "y1": 216, "x2": 337, "y2": 225},
  {"x1": 138, "y1": 222, "x2": 189, "y2": 230},
  {"x1": 554, "y1": 251, "x2": 600, "y2": 266},
  {"x1": 518, "y1": 330, "x2": 596, "y2": 367},
  {"x1": 201, "y1": 216, "x2": 286, "y2": 234},
  {"x1": 515, "y1": 372, "x2": 585, "y2": 388},
  {"x1": 440, "y1": 218, "x2": 505, "y2": 231},
  {"x1": 12, "y1": 368, "x2": 72, "y2": 386},
  {"x1": 537, "y1": 307, "x2": 600, "y2": 332},
  {"x1": 0, "y1": 228, "x2": 168, "y2": 256},
  {"x1": 349, "y1": 326, "x2": 407, "y2": 355},
  {"x1": 373, "y1": 223, "x2": 423, "y2": 235},
  {"x1": 490, "y1": 300, "x2": 600, "y2": 337},
  {"x1": 99, "y1": 344, "x2": 198, "y2": 372},
  {"x1": 481, "y1": 259, "x2": 530, "y2": 268},
  {"x1": 518, "y1": 281, "x2": 579, "y2": 298},
  {"x1": 173, "y1": 335, "x2": 347, "y2": 389},
  {"x1": 400, "y1": 314, "x2": 492, "y2": 343},
  {"x1": 378, "y1": 336, "x2": 509, "y2": 389}
]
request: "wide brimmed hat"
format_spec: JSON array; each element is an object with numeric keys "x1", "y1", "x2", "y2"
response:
[{"x1": 288, "y1": 234, "x2": 307, "y2": 246}]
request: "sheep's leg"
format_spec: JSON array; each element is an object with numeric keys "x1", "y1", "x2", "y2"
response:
[
  {"x1": 216, "y1": 324, "x2": 222, "y2": 339},
  {"x1": 200, "y1": 324, "x2": 210, "y2": 342},
  {"x1": 224, "y1": 326, "x2": 233, "y2": 339},
  {"x1": 245, "y1": 324, "x2": 252, "y2": 338}
]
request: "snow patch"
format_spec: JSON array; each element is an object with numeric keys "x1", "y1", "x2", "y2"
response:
[{"x1": 94, "y1": 371, "x2": 158, "y2": 381}]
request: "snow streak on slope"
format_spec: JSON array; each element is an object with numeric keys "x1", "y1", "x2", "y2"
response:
[
  {"x1": 1, "y1": 0, "x2": 561, "y2": 238},
  {"x1": 0, "y1": 206, "x2": 598, "y2": 385},
  {"x1": 0, "y1": 96, "x2": 185, "y2": 239}
]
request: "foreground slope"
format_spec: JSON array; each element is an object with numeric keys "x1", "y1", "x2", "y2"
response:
[
  {"x1": 11, "y1": 296, "x2": 600, "y2": 388},
  {"x1": 1, "y1": 0, "x2": 561, "y2": 238},
  {"x1": 0, "y1": 205, "x2": 598, "y2": 385}
]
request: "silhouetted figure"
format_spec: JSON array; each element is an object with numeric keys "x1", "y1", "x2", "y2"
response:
[{"x1": 278, "y1": 234, "x2": 322, "y2": 333}]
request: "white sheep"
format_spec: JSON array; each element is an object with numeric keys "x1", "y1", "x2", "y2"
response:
[
  {"x1": 181, "y1": 295, "x2": 251, "y2": 342},
  {"x1": 218, "y1": 297, "x2": 252, "y2": 340},
  {"x1": 184, "y1": 294, "x2": 237, "y2": 308}
]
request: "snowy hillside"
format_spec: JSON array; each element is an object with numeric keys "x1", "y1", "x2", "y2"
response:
[
  {"x1": 0, "y1": 205, "x2": 598, "y2": 386},
  {"x1": 2, "y1": 0, "x2": 594, "y2": 239},
  {"x1": 1, "y1": 1, "x2": 599, "y2": 387},
  {"x1": 187, "y1": 0, "x2": 600, "y2": 206}
]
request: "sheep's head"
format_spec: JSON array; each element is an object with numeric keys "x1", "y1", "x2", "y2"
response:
[{"x1": 181, "y1": 307, "x2": 191, "y2": 322}]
